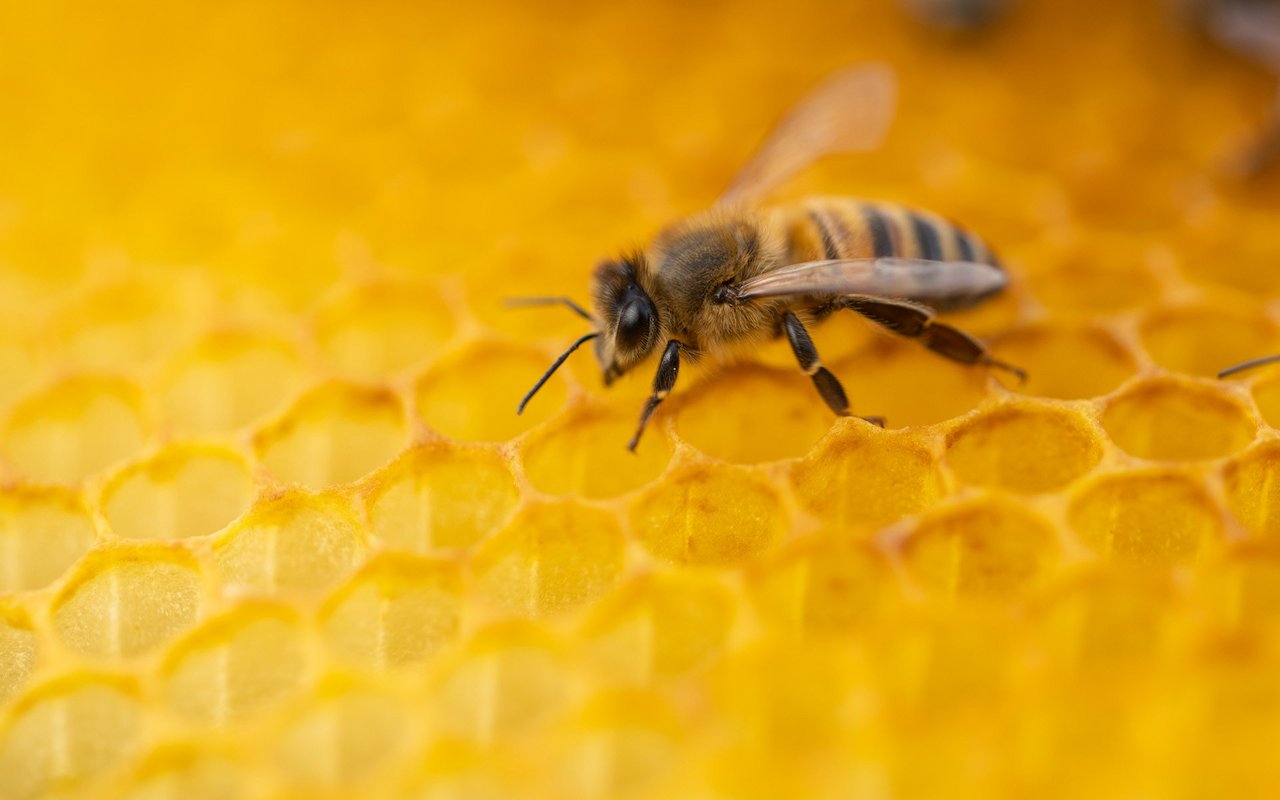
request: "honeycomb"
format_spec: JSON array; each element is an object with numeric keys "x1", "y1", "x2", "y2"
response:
[{"x1": 3, "y1": 0, "x2": 1280, "y2": 796}]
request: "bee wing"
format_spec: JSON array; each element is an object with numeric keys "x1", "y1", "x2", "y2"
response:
[
  {"x1": 716, "y1": 63, "x2": 897, "y2": 208},
  {"x1": 735, "y1": 258, "x2": 1007, "y2": 302}
]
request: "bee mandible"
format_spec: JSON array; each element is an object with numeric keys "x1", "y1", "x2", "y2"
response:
[{"x1": 514, "y1": 64, "x2": 1025, "y2": 451}]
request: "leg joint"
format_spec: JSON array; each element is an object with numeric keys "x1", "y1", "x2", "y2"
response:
[{"x1": 782, "y1": 312, "x2": 820, "y2": 373}]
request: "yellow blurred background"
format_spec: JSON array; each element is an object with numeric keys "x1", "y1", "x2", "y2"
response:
[{"x1": 3, "y1": 0, "x2": 1280, "y2": 797}]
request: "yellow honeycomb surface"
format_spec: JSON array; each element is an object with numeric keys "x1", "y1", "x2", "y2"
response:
[{"x1": 4, "y1": 0, "x2": 1280, "y2": 797}]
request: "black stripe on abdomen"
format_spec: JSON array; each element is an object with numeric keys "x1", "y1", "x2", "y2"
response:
[
  {"x1": 807, "y1": 210, "x2": 839, "y2": 260},
  {"x1": 911, "y1": 213, "x2": 943, "y2": 261},
  {"x1": 862, "y1": 205, "x2": 894, "y2": 258},
  {"x1": 954, "y1": 228, "x2": 976, "y2": 262}
]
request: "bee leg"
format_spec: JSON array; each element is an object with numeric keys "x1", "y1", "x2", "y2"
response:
[
  {"x1": 782, "y1": 311, "x2": 884, "y2": 427},
  {"x1": 843, "y1": 297, "x2": 1027, "y2": 382},
  {"x1": 628, "y1": 340, "x2": 682, "y2": 452}
]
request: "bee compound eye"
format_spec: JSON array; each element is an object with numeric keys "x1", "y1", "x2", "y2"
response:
[{"x1": 616, "y1": 298, "x2": 653, "y2": 351}]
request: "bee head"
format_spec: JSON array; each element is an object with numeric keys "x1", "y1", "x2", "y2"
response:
[{"x1": 591, "y1": 254, "x2": 660, "y2": 384}]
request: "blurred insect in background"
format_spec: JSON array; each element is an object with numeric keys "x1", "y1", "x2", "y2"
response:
[
  {"x1": 901, "y1": 0, "x2": 1280, "y2": 175},
  {"x1": 513, "y1": 64, "x2": 1024, "y2": 451},
  {"x1": 1192, "y1": 0, "x2": 1280, "y2": 174},
  {"x1": 899, "y1": 0, "x2": 1011, "y2": 32}
]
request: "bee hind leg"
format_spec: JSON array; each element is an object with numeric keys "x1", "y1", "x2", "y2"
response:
[
  {"x1": 782, "y1": 311, "x2": 884, "y2": 427},
  {"x1": 842, "y1": 297, "x2": 1027, "y2": 383}
]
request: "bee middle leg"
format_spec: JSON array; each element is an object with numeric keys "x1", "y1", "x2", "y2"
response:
[
  {"x1": 842, "y1": 296, "x2": 1026, "y2": 382},
  {"x1": 782, "y1": 311, "x2": 884, "y2": 427}
]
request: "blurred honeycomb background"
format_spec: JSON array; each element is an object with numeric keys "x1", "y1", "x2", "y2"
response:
[{"x1": 3, "y1": 0, "x2": 1280, "y2": 797}]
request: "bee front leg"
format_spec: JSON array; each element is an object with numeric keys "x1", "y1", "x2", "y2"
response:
[
  {"x1": 782, "y1": 312, "x2": 884, "y2": 427},
  {"x1": 628, "y1": 340, "x2": 683, "y2": 452}
]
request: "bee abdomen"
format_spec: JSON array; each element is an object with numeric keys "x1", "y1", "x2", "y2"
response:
[{"x1": 801, "y1": 199, "x2": 999, "y2": 269}]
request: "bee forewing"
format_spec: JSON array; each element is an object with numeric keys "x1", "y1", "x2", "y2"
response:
[
  {"x1": 716, "y1": 63, "x2": 897, "y2": 208},
  {"x1": 736, "y1": 257, "x2": 1007, "y2": 301}
]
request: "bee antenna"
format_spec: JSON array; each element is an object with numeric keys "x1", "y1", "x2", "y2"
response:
[
  {"x1": 518, "y1": 332, "x2": 601, "y2": 415},
  {"x1": 503, "y1": 296, "x2": 596, "y2": 323},
  {"x1": 1219, "y1": 353, "x2": 1280, "y2": 379}
]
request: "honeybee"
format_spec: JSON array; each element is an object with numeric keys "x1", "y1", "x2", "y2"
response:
[
  {"x1": 900, "y1": 0, "x2": 1010, "y2": 32},
  {"x1": 515, "y1": 64, "x2": 1024, "y2": 451},
  {"x1": 1193, "y1": 0, "x2": 1280, "y2": 174}
]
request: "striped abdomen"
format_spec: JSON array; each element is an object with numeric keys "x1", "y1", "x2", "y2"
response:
[
  {"x1": 786, "y1": 198, "x2": 1001, "y2": 310},
  {"x1": 791, "y1": 198, "x2": 998, "y2": 265}
]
